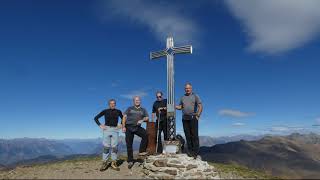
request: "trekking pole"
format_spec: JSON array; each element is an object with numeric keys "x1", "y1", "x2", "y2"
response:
[{"x1": 156, "y1": 112, "x2": 161, "y2": 154}]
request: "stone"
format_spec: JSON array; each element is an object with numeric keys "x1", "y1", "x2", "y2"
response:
[
  {"x1": 167, "y1": 163, "x2": 185, "y2": 169},
  {"x1": 144, "y1": 163, "x2": 161, "y2": 172},
  {"x1": 164, "y1": 169, "x2": 177, "y2": 176},
  {"x1": 168, "y1": 159, "x2": 180, "y2": 164},
  {"x1": 148, "y1": 172, "x2": 174, "y2": 179},
  {"x1": 183, "y1": 172, "x2": 190, "y2": 177},
  {"x1": 186, "y1": 164, "x2": 198, "y2": 170},
  {"x1": 166, "y1": 160, "x2": 185, "y2": 168},
  {"x1": 153, "y1": 159, "x2": 167, "y2": 167},
  {"x1": 142, "y1": 169, "x2": 149, "y2": 175},
  {"x1": 146, "y1": 158, "x2": 153, "y2": 163}
]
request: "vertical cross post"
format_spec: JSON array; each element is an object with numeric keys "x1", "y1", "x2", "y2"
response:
[{"x1": 150, "y1": 37, "x2": 193, "y2": 142}]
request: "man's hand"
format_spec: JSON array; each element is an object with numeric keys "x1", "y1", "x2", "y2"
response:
[
  {"x1": 99, "y1": 125, "x2": 107, "y2": 130},
  {"x1": 196, "y1": 113, "x2": 201, "y2": 121},
  {"x1": 137, "y1": 120, "x2": 144, "y2": 125},
  {"x1": 122, "y1": 127, "x2": 126, "y2": 133}
]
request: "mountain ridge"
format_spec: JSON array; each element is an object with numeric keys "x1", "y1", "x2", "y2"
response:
[
  {"x1": 199, "y1": 133, "x2": 320, "y2": 179},
  {"x1": 1, "y1": 134, "x2": 263, "y2": 166}
]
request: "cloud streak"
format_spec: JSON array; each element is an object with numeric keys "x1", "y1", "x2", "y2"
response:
[
  {"x1": 225, "y1": 0, "x2": 320, "y2": 54},
  {"x1": 270, "y1": 125, "x2": 306, "y2": 133},
  {"x1": 232, "y1": 122, "x2": 245, "y2": 127},
  {"x1": 218, "y1": 109, "x2": 255, "y2": 118},
  {"x1": 120, "y1": 90, "x2": 148, "y2": 99},
  {"x1": 101, "y1": 0, "x2": 198, "y2": 44}
]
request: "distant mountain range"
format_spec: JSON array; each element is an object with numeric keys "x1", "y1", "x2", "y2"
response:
[
  {"x1": 0, "y1": 136, "x2": 148, "y2": 166},
  {"x1": 200, "y1": 134, "x2": 264, "y2": 146},
  {"x1": 3, "y1": 133, "x2": 320, "y2": 178},
  {"x1": 0, "y1": 134, "x2": 261, "y2": 166},
  {"x1": 200, "y1": 133, "x2": 320, "y2": 179},
  {"x1": 0, "y1": 138, "x2": 74, "y2": 166}
]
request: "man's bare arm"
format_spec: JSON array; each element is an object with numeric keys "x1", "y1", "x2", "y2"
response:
[
  {"x1": 196, "y1": 104, "x2": 203, "y2": 117},
  {"x1": 122, "y1": 115, "x2": 127, "y2": 132},
  {"x1": 151, "y1": 113, "x2": 155, "y2": 122},
  {"x1": 176, "y1": 105, "x2": 182, "y2": 110},
  {"x1": 143, "y1": 116, "x2": 149, "y2": 122}
]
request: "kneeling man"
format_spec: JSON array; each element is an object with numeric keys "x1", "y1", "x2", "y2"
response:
[{"x1": 122, "y1": 96, "x2": 149, "y2": 169}]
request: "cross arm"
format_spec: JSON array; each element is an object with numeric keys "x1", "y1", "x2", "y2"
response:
[
  {"x1": 150, "y1": 50, "x2": 167, "y2": 60},
  {"x1": 173, "y1": 45, "x2": 192, "y2": 55}
]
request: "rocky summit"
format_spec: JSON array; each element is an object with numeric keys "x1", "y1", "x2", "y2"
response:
[{"x1": 142, "y1": 154, "x2": 220, "y2": 179}]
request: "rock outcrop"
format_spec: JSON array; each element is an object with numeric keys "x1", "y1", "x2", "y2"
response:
[{"x1": 142, "y1": 154, "x2": 220, "y2": 179}]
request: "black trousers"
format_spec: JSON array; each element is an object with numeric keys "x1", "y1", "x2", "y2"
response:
[
  {"x1": 182, "y1": 117, "x2": 199, "y2": 155},
  {"x1": 125, "y1": 125, "x2": 148, "y2": 162},
  {"x1": 155, "y1": 119, "x2": 168, "y2": 153}
]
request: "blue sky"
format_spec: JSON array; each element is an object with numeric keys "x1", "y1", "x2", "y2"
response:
[{"x1": 1, "y1": 0, "x2": 320, "y2": 139}]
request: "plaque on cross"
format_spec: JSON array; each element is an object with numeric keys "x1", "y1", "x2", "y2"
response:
[{"x1": 150, "y1": 37, "x2": 192, "y2": 148}]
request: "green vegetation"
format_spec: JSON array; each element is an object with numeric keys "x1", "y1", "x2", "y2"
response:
[{"x1": 209, "y1": 162, "x2": 282, "y2": 179}]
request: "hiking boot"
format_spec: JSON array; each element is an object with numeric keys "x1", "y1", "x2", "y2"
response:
[
  {"x1": 110, "y1": 161, "x2": 120, "y2": 171},
  {"x1": 138, "y1": 152, "x2": 148, "y2": 156},
  {"x1": 193, "y1": 153, "x2": 201, "y2": 160},
  {"x1": 128, "y1": 162, "x2": 134, "y2": 169},
  {"x1": 187, "y1": 152, "x2": 193, "y2": 157},
  {"x1": 99, "y1": 161, "x2": 110, "y2": 171},
  {"x1": 193, "y1": 154, "x2": 197, "y2": 160}
]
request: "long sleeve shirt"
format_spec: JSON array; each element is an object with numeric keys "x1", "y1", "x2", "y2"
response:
[{"x1": 94, "y1": 108, "x2": 123, "y2": 127}]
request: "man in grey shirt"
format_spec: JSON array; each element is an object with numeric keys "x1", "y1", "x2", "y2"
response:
[
  {"x1": 122, "y1": 96, "x2": 149, "y2": 169},
  {"x1": 176, "y1": 82, "x2": 203, "y2": 159}
]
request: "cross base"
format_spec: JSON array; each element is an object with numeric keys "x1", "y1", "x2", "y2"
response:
[{"x1": 162, "y1": 140, "x2": 181, "y2": 154}]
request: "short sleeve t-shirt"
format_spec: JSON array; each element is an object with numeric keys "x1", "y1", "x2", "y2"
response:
[
  {"x1": 179, "y1": 93, "x2": 202, "y2": 116},
  {"x1": 124, "y1": 106, "x2": 149, "y2": 125}
]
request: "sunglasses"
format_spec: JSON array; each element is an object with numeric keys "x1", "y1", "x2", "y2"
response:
[{"x1": 156, "y1": 96, "x2": 162, "y2": 98}]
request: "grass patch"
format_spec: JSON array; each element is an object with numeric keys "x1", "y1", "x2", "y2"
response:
[{"x1": 209, "y1": 162, "x2": 282, "y2": 179}]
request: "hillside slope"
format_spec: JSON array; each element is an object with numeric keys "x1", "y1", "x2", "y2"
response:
[{"x1": 200, "y1": 133, "x2": 320, "y2": 179}]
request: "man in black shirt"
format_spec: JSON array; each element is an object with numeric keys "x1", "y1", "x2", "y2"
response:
[
  {"x1": 151, "y1": 91, "x2": 167, "y2": 154},
  {"x1": 94, "y1": 99, "x2": 123, "y2": 171}
]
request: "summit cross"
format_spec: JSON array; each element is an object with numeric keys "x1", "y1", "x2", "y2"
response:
[{"x1": 150, "y1": 37, "x2": 193, "y2": 141}]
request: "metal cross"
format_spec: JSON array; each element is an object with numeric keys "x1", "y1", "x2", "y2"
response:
[{"x1": 150, "y1": 37, "x2": 193, "y2": 141}]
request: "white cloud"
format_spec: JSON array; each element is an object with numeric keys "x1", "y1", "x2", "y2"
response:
[
  {"x1": 270, "y1": 126, "x2": 289, "y2": 132},
  {"x1": 101, "y1": 0, "x2": 198, "y2": 44},
  {"x1": 225, "y1": 0, "x2": 320, "y2": 54},
  {"x1": 313, "y1": 118, "x2": 320, "y2": 126},
  {"x1": 270, "y1": 125, "x2": 305, "y2": 133},
  {"x1": 232, "y1": 122, "x2": 245, "y2": 127},
  {"x1": 120, "y1": 90, "x2": 148, "y2": 99},
  {"x1": 218, "y1": 109, "x2": 254, "y2": 118}
]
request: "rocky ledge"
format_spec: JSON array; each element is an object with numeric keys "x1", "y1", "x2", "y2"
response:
[{"x1": 142, "y1": 154, "x2": 220, "y2": 179}]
